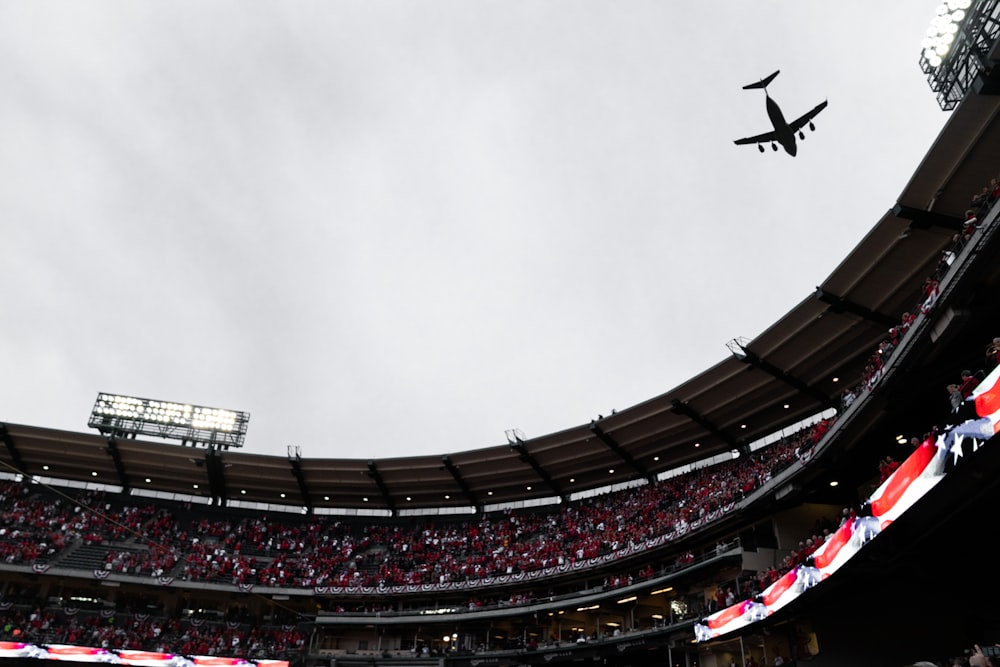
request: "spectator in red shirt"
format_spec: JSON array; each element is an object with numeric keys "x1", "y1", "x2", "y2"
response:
[{"x1": 960, "y1": 369, "x2": 981, "y2": 398}]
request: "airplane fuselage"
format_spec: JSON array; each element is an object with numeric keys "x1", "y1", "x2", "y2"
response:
[
  {"x1": 765, "y1": 95, "x2": 797, "y2": 156},
  {"x1": 734, "y1": 70, "x2": 827, "y2": 157}
]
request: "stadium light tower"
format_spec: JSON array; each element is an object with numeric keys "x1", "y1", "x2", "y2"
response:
[
  {"x1": 919, "y1": 0, "x2": 1000, "y2": 110},
  {"x1": 88, "y1": 392, "x2": 249, "y2": 449}
]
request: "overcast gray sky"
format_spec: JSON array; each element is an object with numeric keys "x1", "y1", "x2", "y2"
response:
[{"x1": 1, "y1": 2, "x2": 950, "y2": 460}]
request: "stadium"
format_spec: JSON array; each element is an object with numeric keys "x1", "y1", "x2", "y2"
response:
[{"x1": 4, "y1": 4, "x2": 1000, "y2": 667}]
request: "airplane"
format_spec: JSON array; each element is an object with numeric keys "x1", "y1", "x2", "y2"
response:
[{"x1": 734, "y1": 70, "x2": 827, "y2": 156}]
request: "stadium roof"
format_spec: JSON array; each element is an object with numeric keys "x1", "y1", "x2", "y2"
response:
[{"x1": 3, "y1": 92, "x2": 1000, "y2": 515}]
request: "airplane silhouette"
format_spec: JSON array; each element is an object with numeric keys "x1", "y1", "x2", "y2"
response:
[{"x1": 734, "y1": 70, "x2": 827, "y2": 156}]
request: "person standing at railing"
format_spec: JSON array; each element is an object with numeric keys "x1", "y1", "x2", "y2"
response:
[
  {"x1": 960, "y1": 369, "x2": 982, "y2": 398},
  {"x1": 986, "y1": 337, "x2": 1000, "y2": 371}
]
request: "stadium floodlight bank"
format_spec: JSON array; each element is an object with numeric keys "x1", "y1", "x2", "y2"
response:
[
  {"x1": 88, "y1": 392, "x2": 249, "y2": 449},
  {"x1": 918, "y1": 0, "x2": 1000, "y2": 110}
]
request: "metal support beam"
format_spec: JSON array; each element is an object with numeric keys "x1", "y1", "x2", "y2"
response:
[
  {"x1": 0, "y1": 423, "x2": 27, "y2": 477},
  {"x1": 289, "y1": 447, "x2": 312, "y2": 514},
  {"x1": 814, "y1": 287, "x2": 899, "y2": 328},
  {"x1": 509, "y1": 439, "x2": 566, "y2": 503},
  {"x1": 733, "y1": 345, "x2": 840, "y2": 413},
  {"x1": 442, "y1": 456, "x2": 482, "y2": 513},
  {"x1": 589, "y1": 423, "x2": 655, "y2": 485},
  {"x1": 367, "y1": 460, "x2": 397, "y2": 516},
  {"x1": 669, "y1": 399, "x2": 741, "y2": 450},
  {"x1": 891, "y1": 203, "x2": 964, "y2": 231},
  {"x1": 205, "y1": 447, "x2": 228, "y2": 507},
  {"x1": 104, "y1": 436, "x2": 131, "y2": 493}
]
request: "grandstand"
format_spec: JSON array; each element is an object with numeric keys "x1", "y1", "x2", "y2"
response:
[{"x1": 4, "y1": 7, "x2": 1000, "y2": 667}]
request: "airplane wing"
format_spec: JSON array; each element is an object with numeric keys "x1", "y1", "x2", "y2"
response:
[
  {"x1": 788, "y1": 100, "x2": 828, "y2": 132},
  {"x1": 734, "y1": 130, "x2": 777, "y2": 146}
]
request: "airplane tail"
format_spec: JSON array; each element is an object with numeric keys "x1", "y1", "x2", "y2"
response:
[{"x1": 743, "y1": 70, "x2": 779, "y2": 91}]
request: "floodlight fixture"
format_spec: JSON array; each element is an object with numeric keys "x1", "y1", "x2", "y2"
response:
[
  {"x1": 918, "y1": 0, "x2": 1000, "y2": 110},
  {"x1": 88, "y1": 392, "x2": 249, "y2": 449},
  {"x1": 505, "y1": 428, "x2": 525, "y2": 445},
  {"x1": 726, "y1": 337, "x2": 750, "y2": 361}
]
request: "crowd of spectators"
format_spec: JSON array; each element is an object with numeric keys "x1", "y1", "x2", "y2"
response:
[
  {"x1": 0, "y1": 606, "x2": 304, "y2": 659},
  {"x1": 0, "y1": 419, "x2": 839, "y2": 661},
  {"x1": 855, "y1": 171, "x2": 1000, "y2": 397},
  {"x1": 0, "y1": 485, "x2": 111, "y2": 564},
  {"x1": 0, "y1": 419, "x2": 830, "y2": 594}
]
